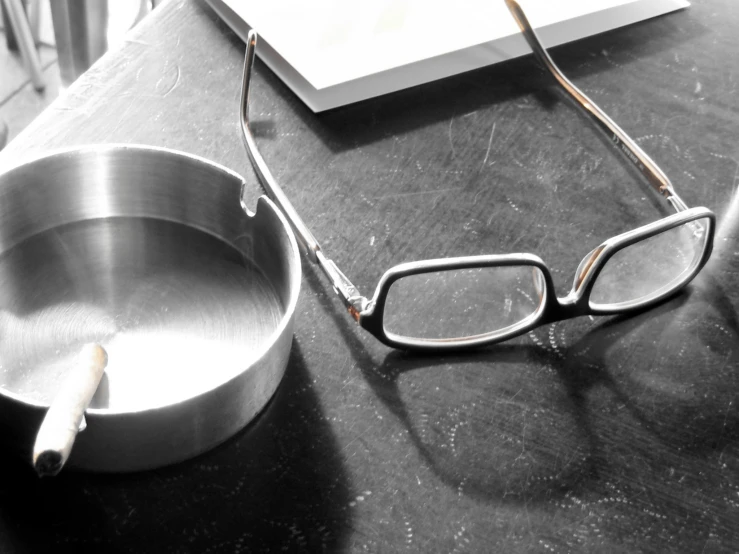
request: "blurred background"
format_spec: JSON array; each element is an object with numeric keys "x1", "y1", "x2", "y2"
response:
[{"x1": 0, "y1": 0, "x2": 158, "y2": 149}]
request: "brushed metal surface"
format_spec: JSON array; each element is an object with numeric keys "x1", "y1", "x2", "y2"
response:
[{"x1": 0, "y1": 145, "x2": 301, "y2": 471}]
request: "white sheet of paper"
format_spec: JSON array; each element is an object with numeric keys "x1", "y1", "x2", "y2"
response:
[{"x1": 208, "y1": 0, "x2": 690, "y2": 111}]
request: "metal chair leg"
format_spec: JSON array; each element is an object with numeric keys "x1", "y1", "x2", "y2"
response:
[
  {"x1": 26, "y1": 0, "x2": 41, "y2": 44},
  {"x1": 2, "y1": 0, "x2": 45, "y2": 91},
  {"x1": 0, "y1": 119, "x2": 8, "y2": 151}
]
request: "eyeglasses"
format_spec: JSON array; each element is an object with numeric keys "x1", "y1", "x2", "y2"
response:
[{"x1": 240, "y1": 0, "x2": 715, "y2": 352}]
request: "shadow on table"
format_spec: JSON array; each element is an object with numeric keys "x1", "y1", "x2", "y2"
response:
[
  {"x1": 367, "y1": 345, "x2": 594, "y2": 502},
  {"x1": 300, "y1": 261, "x2": 594, "y2": 504},
  {"x1": 560, "y1": 276, "x2": 739, "y2": 451},
  {"x1": 0, "y1": 342, "x2": 352, "y2": 553},
  {"x1": 301, "y1": 234, "x2": 739, "y2": 507},
  {"x1": 556, "y1": 187, "x2": 739, "y2": 459},
  {"x1": 245, "y1": 6, "x2": 710, "y2": 154}
]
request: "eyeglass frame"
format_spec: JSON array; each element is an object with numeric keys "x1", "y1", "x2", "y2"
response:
[{"x1": 239, "y1": 0, "x2": 715, "y2": 352}]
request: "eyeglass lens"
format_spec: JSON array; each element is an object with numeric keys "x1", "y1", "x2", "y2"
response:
[
  {"x1": 589, "y1": 217, "x2": 711, "y2": 309},
  {"x1": 382, "y1": 265, "x2": 546, "y2": 340},
  {"x1": 381, "y1": 216, "x2": 710, "y2": 341}
]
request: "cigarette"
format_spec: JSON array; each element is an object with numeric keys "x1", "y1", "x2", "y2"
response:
[{"x1": 32, "y1": 343, "x2": 108, "y2": 477}]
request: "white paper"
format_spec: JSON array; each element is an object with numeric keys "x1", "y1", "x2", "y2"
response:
[{"x1": 207, "y1": 0, "x2": 690, "y2": 111}]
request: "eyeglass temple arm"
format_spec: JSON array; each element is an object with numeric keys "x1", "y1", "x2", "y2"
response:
[
  {"x1": 240, "y1": 31, "x2": 370, "y2": 320},
  {"x1": 505, "y1": 0, "x2": 688, "y2": 213}
]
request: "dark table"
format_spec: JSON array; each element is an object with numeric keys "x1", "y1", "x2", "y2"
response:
[{"x1": 1, "y1": 0, "x2": 738, "y2": 551}]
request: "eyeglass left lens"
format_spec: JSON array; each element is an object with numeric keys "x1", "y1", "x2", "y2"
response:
[
  {"x1": 382, "y1": 265, "x2": 546, "y2": 341},
  {"x1": 589, "y1": 216, "x2": 710, "y2": 309}
]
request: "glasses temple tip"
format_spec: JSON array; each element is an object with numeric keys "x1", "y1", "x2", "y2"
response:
[{"x1": 242, "y1": 30, "x2": 259, "y2": 125}]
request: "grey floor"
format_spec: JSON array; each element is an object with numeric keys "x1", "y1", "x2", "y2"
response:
[{"x1": 0, "y1": 6, "x2": 62, "y2": 148}]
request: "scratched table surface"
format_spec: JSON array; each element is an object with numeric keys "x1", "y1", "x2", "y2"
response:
[{"x1": 0, "y1": 0, "x2": 738, "y2": 552}]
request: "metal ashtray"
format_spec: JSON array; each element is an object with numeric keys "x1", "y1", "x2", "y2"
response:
[{"x1": 0, "y1": 145, "x2": 300, "y2": 473}]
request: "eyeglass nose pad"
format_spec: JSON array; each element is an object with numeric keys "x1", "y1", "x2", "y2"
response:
[{"x1": 572, "y1": 245, "x2": 605, "y2": 292}]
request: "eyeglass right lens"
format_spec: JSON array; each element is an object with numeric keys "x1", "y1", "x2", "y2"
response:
[
  {"x1": 382, "y1": 265, "x2": 546, "y2": 341},
  {"x1": 589, "y1": 216, "x2": 710, "y2": 309}
]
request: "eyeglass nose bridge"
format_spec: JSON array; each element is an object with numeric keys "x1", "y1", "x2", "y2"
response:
[
  {"x1": 535, "y1": 246, "x2": 609, "y2": 326},
  {"x1": 538, "y1": 291, "x2": 594, "y2": 326}
]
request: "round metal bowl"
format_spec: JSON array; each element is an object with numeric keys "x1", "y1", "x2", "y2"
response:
[{"x1": 0, "y1": 145, "x2": 301, "y2": 472}]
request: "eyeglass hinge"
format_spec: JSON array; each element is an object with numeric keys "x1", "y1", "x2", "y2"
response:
[{"x1": 316, "y1": 251, "x2": 370, "y2": 321}]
